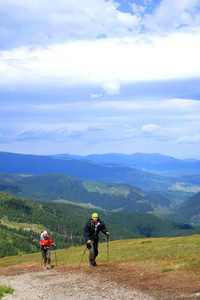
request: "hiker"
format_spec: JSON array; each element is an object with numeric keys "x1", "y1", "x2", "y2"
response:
[
  {"x1": 84, "y1": 213, "x2": 109, "y2": 268},
  {"x1": 40, "y1": 231, "x2": 55, "y2": 270}
]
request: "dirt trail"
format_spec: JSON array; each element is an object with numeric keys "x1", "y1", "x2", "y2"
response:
[{"x1": 1, "y1": 263, "x2": 200, "y2": 299}]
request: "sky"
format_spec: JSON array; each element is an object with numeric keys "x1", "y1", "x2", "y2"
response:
[{"x1": 0, "y1": 0, "x2": 200, "y2": 159}]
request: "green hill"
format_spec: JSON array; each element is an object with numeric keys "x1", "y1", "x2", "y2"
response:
[
  {"x1": 0, "y1": 224, "x2": 40, "y2": 258},
  {"x1": 175, "y1": 191, "x2": 200, "y2": 224},
  {"x1": 0, "y1": 173, "x2": 192, "y2": 217}
]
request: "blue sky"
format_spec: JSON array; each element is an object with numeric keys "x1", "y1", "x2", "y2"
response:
[{"x1": 0, "y1": 0, "x2": 200, "y2": 159}]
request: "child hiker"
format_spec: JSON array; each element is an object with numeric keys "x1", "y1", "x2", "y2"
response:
[{"x1": 40, "y1": 231, "x2": 55, "y2": 270}]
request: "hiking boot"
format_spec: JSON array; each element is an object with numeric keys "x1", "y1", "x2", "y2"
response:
[
  {"x1": 89, "y1": 263, "x2": 93, "y2": 268},
  {"x1": 93, "y1": 262, "x2": 98, "y2": 266},
  {"x1": 44, "y1": 267, "x2": 46, "y2": 270},
  {"x1": 47, "y1": 265, "x2": 51, "y2": 269}
]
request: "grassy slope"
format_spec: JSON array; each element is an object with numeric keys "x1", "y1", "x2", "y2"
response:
[
  {"x1": 1, "y1": 190, "x2": 200, "y2": 261},
  {"x1": 1, "y1": 235, "x2": 200, "y2": 277}
]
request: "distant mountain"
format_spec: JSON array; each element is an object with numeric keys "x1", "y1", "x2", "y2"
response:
[
  {"x1": 175, "y1": 192, "x2": 200, "y2": 224},
  {"x1": 50, "y1": 153, "x2": 200, "y2": 177},
  {"x1": 178, "y1": 174, "x2": 200, "y2": 185},
  {"x1": 0, "y1": 172, "x2": 166, "y2": 212},
  {"x1": 0, "y1": 151, "x2": 177, "y2": 191}
]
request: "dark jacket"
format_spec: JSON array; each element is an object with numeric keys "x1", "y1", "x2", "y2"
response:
[{"x1": 84, "y1": 218, "x2": 108, "y2": 242}]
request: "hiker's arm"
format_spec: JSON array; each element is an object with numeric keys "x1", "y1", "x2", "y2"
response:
[
  {"x1": 84, "y1": 223, "x2": 91, "y2": 243},
  {"x1": 49, "y1": 238, "x2": 55, "y2": 246}
]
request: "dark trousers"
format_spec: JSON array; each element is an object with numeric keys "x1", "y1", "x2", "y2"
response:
[
  {"x1": 87, "y1": 240, "x2": 98, "y2": 259},
  {"x1": 41, "y1": 248, "x2": 51, "y2": 263}
]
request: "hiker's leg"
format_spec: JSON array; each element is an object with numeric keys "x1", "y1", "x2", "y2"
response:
[
  {"x1": 47, "y1": 249, "x2": 51, "y2": 267},
  {"x1": 42, "y1": 249, "x2": 47, "y2": 268},
  {"x1": 88, "y1": 241, "x2": 95, "y2": 266},
  {"x1": 93, "y1": 241, "x2": 98, "y2": 262}
]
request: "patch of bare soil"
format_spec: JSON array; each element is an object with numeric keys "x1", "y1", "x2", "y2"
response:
[{"x1": 1, "y1": 263, "x2": 200, "y2": 299}]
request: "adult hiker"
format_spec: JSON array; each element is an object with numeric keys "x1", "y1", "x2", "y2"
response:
[
  {"x1": 84, "y1": 213, "x2": 109, "y2": 268},
  {"x1": 40, "y1": 231, "x2": 55, "y2": 270}
]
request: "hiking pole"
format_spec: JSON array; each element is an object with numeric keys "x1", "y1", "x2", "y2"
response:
[
  {"x1": 41, "y1": 253, "x2": 43, "y2": 270},
  {"x1": 41, "y1": 248, "x2": 44, "y2": 270},
  {"x1": 77, "y1": 246, "x2": 87, "y2": 270},
  {"x1": 107, "y1": 235, "x2": 109, "y2": 263},
  {"x1": 54, "y1": 247, "x2": 57, "y2": 266}
]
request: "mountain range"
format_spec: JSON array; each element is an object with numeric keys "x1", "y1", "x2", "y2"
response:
[
  {"x1": 1, "y1": 151, "x2": 200, "y2": 225},
  {"x1": 1, "y1": 151, "x2": 200, "y2": 192},
  {"x1": 50, "y1": 152, "x2": 200, "y2": 176},
  {"x1": 0, "y1": 172, "x2": 189, "y2": 218}
]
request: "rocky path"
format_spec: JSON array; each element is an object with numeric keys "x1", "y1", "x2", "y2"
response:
[
  {"x1": 0, "y1": 268, "x2": 152, "y2": 299},
  {"x1": 1, "y1": 264, "x2": 200, "y2": 299}
]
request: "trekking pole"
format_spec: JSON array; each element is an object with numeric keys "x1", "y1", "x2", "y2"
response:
[
  {"x1": 77, "y1": 246, "x2": 87, "y2": 270},
  {"x1": 41, "y1": 248, "x2": 44, "y2": 270},
  {"x1": 107, "y1": 235, "x2": 109, "y2": 263},
  {"x1": 54, "y1": 247, "x2": 57, "y2": 266},
  {"x1": 41, "y1": 253, "x2": 43, "y2": 270}
]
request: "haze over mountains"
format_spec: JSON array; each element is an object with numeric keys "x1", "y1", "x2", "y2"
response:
[
  {"x1": 50, "y1": 152, "x2": 200, "y2": 177},
  {"x1": 1, "y1": 151, "x2": 200, "y2": 192}
]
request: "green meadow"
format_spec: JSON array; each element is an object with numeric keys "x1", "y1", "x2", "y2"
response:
[
  {"x1": 1, "y1": 234, "x2": 200, "y2": 276},
  {"x1": 1, "y1": 220, "x2": 44, "y2": 232}
]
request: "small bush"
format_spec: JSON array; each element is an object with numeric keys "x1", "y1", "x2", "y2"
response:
[{"x1": 0, "y1": 285, "x2": 14, "y2": 298}]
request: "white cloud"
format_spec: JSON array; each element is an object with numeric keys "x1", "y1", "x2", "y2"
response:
[
  {"x1": 90, "y1": 93, "x2": 102, "y2": 99},
  {"x1": 144, "y1": 0, "x2": 200, "y2": 33},
  {"x1": 141, "y1": 124, "x2": 160, "y2": 134},
  {"x1": 0, "y1": 32, "x2": 200, "y2": 88},
  {"x1": 177, "y1": 135, "x2": 200, "y2": 143},
  {"x1": 1, "y1": 94, "x2": 200, "y2": 158},
  {"x1": 2, "y1": 96, "x2": 200, "y2": 142},
  {"x1": 1, "y1": 0, "x2": 200, "y2": 158},
  {"x1": 0, "y1": 0, "x2": 200, "y2": 91},
  {"x1": 131, "y1": 3, "x2": 146, "y2": 16},
  {"x1": 102, "y1": 81, "x2": 120, "y2": 95},
  {"x1": 0, "y1": 0, "x2": 140, "y2": 49}
]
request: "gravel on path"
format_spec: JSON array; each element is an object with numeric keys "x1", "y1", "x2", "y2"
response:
[{"x1": 0, "y1": 268, "x2": 154, "y2": 300}]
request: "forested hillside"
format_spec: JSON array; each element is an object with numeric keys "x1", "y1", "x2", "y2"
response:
[
  {"x1": 0, "y1": 172, "x2": 192, "y2": 216},
  {"x1": 0, "y1": 191, "x2": 197, "y2": 258},
  {"x1": 0, "y1": 224, "x2": 40, "y2": 258},
  {"x1": 175, "y1": 191, "x2": 200, "y2": 224},
  {"x1": 0, "y1": 191, "x2": 137, "y2": 258}
]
